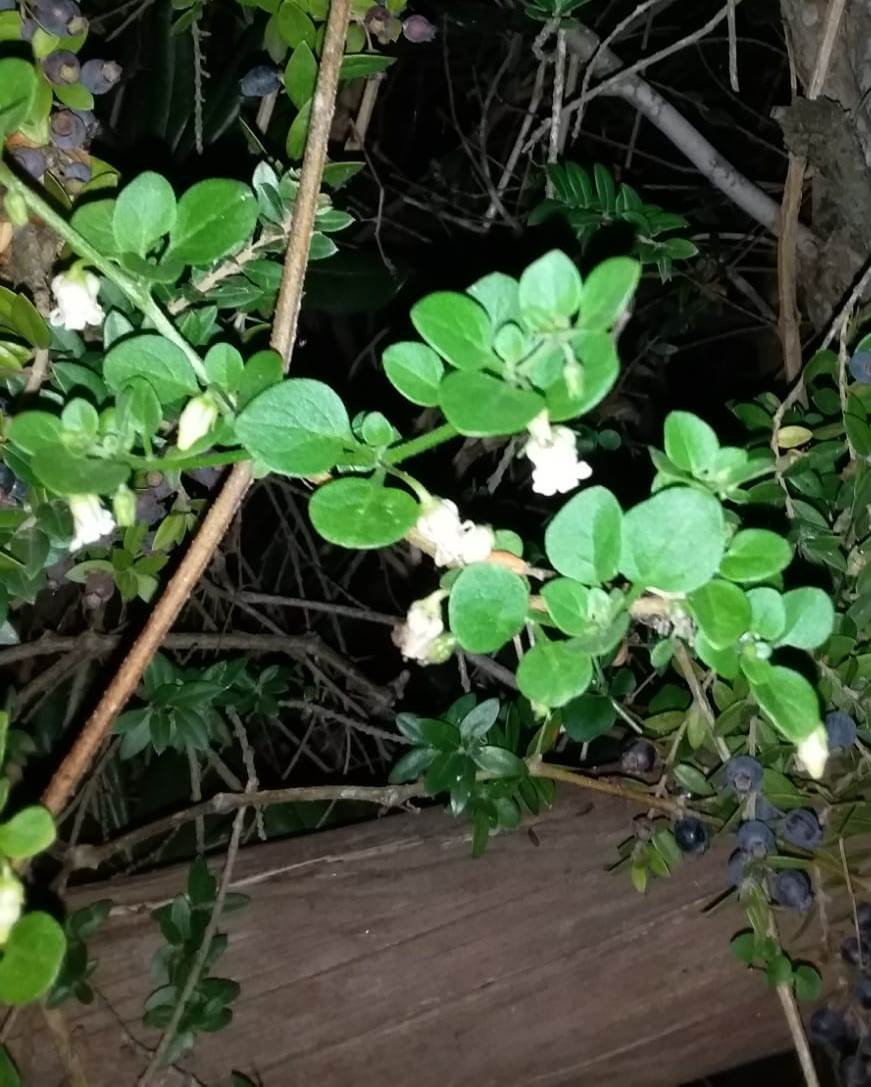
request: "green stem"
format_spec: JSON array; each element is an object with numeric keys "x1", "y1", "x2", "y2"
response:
[
  {"x1": 127, "y1": 448, "x2": 250, "y2": 474},
  {"x1": 0, "y1": 160, "x2": 209, "y2": 385},
  {"x1": 383, "y1": 423, "x2": 459, "y2": 466}
]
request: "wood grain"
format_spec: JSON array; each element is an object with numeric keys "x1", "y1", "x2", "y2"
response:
[{"x1": 13, "y1": 795, "x2": 795, "y2": 1086}]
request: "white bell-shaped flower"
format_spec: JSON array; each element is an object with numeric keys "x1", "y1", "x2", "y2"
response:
[
  {"x1": 0, "y1": 868, "x2": 24, "y2": 945},
  {"x1": 523, "y1": 411, "x2": 592, "y2": 497},
  {"x1": 797, "y1": 725, "x2": 828, "y2": 780},
  {"x1": 49, "y1": 269, "x2": 104, "y2": 331},
  {"x1": 68, "y1": 494, "x2": 115, "y2": 552},
  {"x1": 392, "y1": 591, "x2": 454, "y2": 664},
  {"x1": 177, "y1": 394, "x2": 218, "y2": 451},
  {"x1": 409, "y1": 498, "x2": 494, "y2": 568}
]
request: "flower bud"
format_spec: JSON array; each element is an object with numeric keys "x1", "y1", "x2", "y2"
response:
[
  {"x1": 68, "y1": 494, "x2": 115, "y2": 552},
  {"x1": 402, "y1": 14, "x2": 436, "y2": 42},
  {"x1": 797, "y1": 726, "x2": 829, "y2": 780},
  {"x1": 0, "y1": 868, "x2": 24, "y2": 945},
  {"x1": 49, "y1": 268, "x2": 104, "y2": 331},
  {"x1": 177, "y1": 394, "x2": 218, "y2": 451},
  {"x1": 112, "y1": 483, "x2": 136, "y2": 528}
]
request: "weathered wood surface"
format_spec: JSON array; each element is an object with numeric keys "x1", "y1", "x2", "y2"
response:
[{"x1": 14, "y1": 793, "x2": 795, "y2": 1086}]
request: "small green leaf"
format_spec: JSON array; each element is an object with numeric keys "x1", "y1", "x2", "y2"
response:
[
  {"x1": 766, "y1": 953, "x2": 793, "y2": 988},
  {"x1": 276, "y1": 0, "x2": 316, "y2": 47},
  {"x1": 793, "y1": 963, "x2": 822, "y2": 1001},
  {"x1": 747, "y1": 587, "x2": 786, "y2": 641},
  {"x1": 578, "y1": 256, "x2": 640, "y2": 331},
  {"x1": 235, "y1": 378, "x2": 351, "y2": 475},
  {"x1": 561, "y1": 693, "x2": 616, "y2": 741},
  {"x1": 285, "y1": 42, "x2": 317, "y2": 108},
  {"x1": 540, "y1": 579, "x2": 591, "y2": 635},
  {"x1": 70, "y1": 200, "x2": 120, "y2": 256},
  {"x1": 720, "y1": 529, "x2": 792, "y2": 583},
  {"x1": 459, "y1": 699, "x2": 500, "y2": 742},
  {"x1": 0, "y1": 806, "x2": 55, "y2": 859},
  {"x1": 0, "y1": 913, "x2": 66, "y2": 1005},
  {"x1": 286, "y1": 99, "x2": 312, "y2": 160},
  {"x1": 203, "y1": 342, "x2": 244, "y2": 393},
  {"x1": 103, "y1": 334, "x2": 198, "y2": 404},
  {"x1": 672, "y1": 763, "x2": 714, "y2": 796},
  {"x1": 308, "y1": 478, "x2": 418, "y2": 548},
  {"x1": 730, "y1": 931, "x2": 757, "y2": 965},
  {"x1": 776, "y1": 588, "x2": 834, "y2": 650},
  {"x1": 746, "y1": 661, "x2": 821, "y2": 743},
  {"x1": 448, "y1": 564, "x2": 528, "y2": 653},
  {"x1": 424, "y1": 751, "x2": 467, "y2": 796},
  {"x1": 339, "y1": 53, "x2": 395, "y2": 80},
  {"x1": 388, "y1": 746, "x2": 437, "y2": 783},
  {"x1": 411, "y1": 292, "x2": 494, "y2": 371},
  {"x1": 471, "y1": 745, "x2": 527, "y2": 778},
  {"x1": 518, "y1": 250, "x2": 582, "y2": 324},
  {"x1": 438, "y1": 370, "x2": 544, "y2": 436},
  {"x1": 687, "y1": 580, "x2": 750, "y2": 649},
  {"x1": 467, "y1": 272, "x2": 519, "y2": 329},
  {"x1": 0, "y1": 1045, "x2": 21, "y2": 1087},
  {"x1": 382, "y1": 342, "x2": 444, "y2": 406},
  {"x1": 620, "y1": 487, "x2": 725, "y2": 593},
  {"x1": 544, "y1": 485, "x2": 622, "y2": 584},
  {"x1": 168, "y1": 180, "x2": 258, "y2": 266},
  {"x1": 7, "y1": 412, "x2": 62, "y2": 454},
  {"x1": 32, "y1": 453, "x2": 129, "y2": 497},
  {"x1": 0, "y1": 60, "x2": 37, "y2": 137},
  {"x1": 543, "y1": 330, "x2": 619, "y2": 421},
  {"x1": 761, "y1": 768, "x2": 806, "y2": 810},
  {"x1": 516, "y1": 640, "x2": 593, "y2": 708},
  {"x1": 113, "y1": 172, "x2": 176, "y2": 258},
  {"x1": 664, "y1": 411, "x2": 719, "y2": 476}
]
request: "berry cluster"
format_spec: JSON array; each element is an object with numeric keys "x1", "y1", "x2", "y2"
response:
[{"x1": 810, "y1": 906, "x2": 871, "y2": 1086}]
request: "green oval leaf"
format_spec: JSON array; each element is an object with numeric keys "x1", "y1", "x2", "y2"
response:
[
  {"x1": 235, "y1": 378, "x2": 351, "y2": 475},
  {"x1": 0, "y1": 912, "x2": 66, "y2": 1005},
  {"x1": 411, "y1": 292, "x2": 495, "y2": 370},
  {"x1": 339, "y1": 54, "x2": 396, "y2": 80},
  {"x1": 7, "y1": 412, "x2": 62, "y2": 454},
  {"x1": 0, "y1": 59, "x2": 37, "y2": 137},
  {"x1": 745, "y1": 661, "x2": 821, "y2": 742},
  {"x1": 542, "y1": 330, "x2": 618, "y2": 421},
  {"x1": 70, "y1": 200, "x2": 120, "y2": 257},
  {"x1": 113, "y1": 172, "x2": 177, "y2": 258},
  {"x1": 578, "y1": 256, "x2": 640, "y2": 331},
  {"x1": 720, "y1": 529, "x2": 793, "y2": 583},
  {"x1": 276, "y1": 0, "x2": 316, "y2": 47},
  {"x1": 776, "y1": 587, "x2": 834, "y2": 650},
  {"x1": 0, "y1": 806, "x2": 55, "y2": 860},
  {"x1": 747, "y1": 587, "x2": 785, "y2": 641},
  {"x1": 471, "y1": 745, "x2": 527, "y2": 778},
  {"x1": 544, "y1": 485, "x2": 622, "y2": 584},
  {"x1": 541, "y1": 579, "x2": 591, "y2": 635},
  {"x1": 382, "y1": 341, "x2": 444, "y2": 406},
  {"x1": 687, "y1": 580, "x2": 751, "y2": 649},
  {"x1": 32, "y1": 453, "x2": 129, "y2": 496},
  {"x1": 516, "y1": 640, "x2": 593, "y2": 708},
  {"x1": 448, "y1": 563, "x2": 528, "y2": 653},
  {"x1": 518, "y1": 250, "x2": 582, "y2": 324},
  {"x1": 619, "y1": 487, "x2": 725, "y2": 593},
  {"x1": 309, "y1": 478, "x2": 418, "y2": 548},
  {"x1": 168, "y1": 180, "x2": 258, "y2": 266},
  {"x1": 103, "y1": 334, "x2": 198, "y2": 404},
  {"x1": 438, "y1": 370, "x2": 544, "y2": 436},
  {"x1": 664, "y1": 411, "x2": 719, "y2": 475},
  {"x1": 561, "y1": 693, "x2": 616, "y2": 741},
  {"x1": 285, "y1": 42, "x2": 317, "y2": 108}
]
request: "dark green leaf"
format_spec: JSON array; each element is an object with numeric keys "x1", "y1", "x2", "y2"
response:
[
  {"x1": 448, "y1": 564, "x2": 528, "y2": 653},
  {"x1": 309, "y1": 478, "x2": 417, "y2": 548},
  {"x1": 544, "y1": 486, "x2": 622, "y2": 584}
]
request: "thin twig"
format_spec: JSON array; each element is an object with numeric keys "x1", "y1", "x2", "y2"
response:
[
  {"x1": 39, "y1": 0, "x2": 353, "y2": 817},
  {"x1": 547, "y1": 28, "x2": 567, "y2": 175},
  {"x1": 138, "y1": 808, "x2": 246, "y2": 1084}
]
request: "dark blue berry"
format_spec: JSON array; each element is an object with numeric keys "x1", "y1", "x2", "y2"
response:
[
  {"x1": 773, "y1": 868, "x2": 813, "y2": 911},
  {"x1": 841, "y1": 1054, "x2": 870, "y2": 1087},
  {"x1": 621, "y1": 739, "x2": 655, "y2": 775},
  {"x1": 11, "y1": 147, "x2": 47, "y2": 179},
  {"x1": 727, "y1": 848, "x2": 752, "y2": 887},
  {"x1": 780, "y1": 808, "x2": 823, "y2": 850},
  {"x1": 80, "y1": 59, "x2": 122, "y2": 95},
  {"x1": 737, "y1": 819, "x2": 776, "y2": 859},
  {"x1": 50, "y1": 110, "x2": 87, "y2": 150},
  {"x1": 725, "y1": 755, "x2": 763, "y2": 794},
  {"x1": 851, "y1": 350, "x2": 871, "y2": 386},
  {"x1": 674, "y1": 817, "x2": 708, "y2": 856},
  {"x1": 856, "y1": 974, "x2": 871, "y2": 1010},
  {"x1": 61, "y1": 161, "x2": 91, "y2": 183},
  {"x1": 71, "y1": 108, "x2": 98, "y2": 138},
  {"x1": 826, "y1": 711, "x2": 858, "y2": 751},
  {"x1": 842, "y1": 934, "x2": 871, "y2": 965},
  {"x1": 857, "y1": 903, "x2": 871, "y2": 931},
  {"x1": 42, "y1": 50, "x2": 80, "y2": 85},
  {"x1": 34, "y1": 0, "x2": 86, "y2": 36},
  {"x1": 240, "y1": 65, "x2": 282, "y2": 98},
  {"x1": 20, "y1": 17, "x2": 36, "y2": 40},
  {"x1": 809, "y1": 1005, "x2": 848, "y2": 1046}
]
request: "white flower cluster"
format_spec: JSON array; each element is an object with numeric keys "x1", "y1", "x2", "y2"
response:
[
  {"x1": 68, "y1": 494, "x2": 115, "y2": 552},
  {"x1": 409, "y1": 498, "x2": 494, "y2": 568},
  {"x1": 523, "y1": 411, "x2": 592, "y2": 497},
  {"x1": 796, "y1": 726, "x2": 828, "y2": 780},
  {"x1": 0, "y1": 868, "x2": 23, "y2": 944},
  {"x1": 392, "y1": 591, "x2": 454, "y2": 665},
  {"x1": 49, "y1": 270, "x2": 104, "y2": 331}
]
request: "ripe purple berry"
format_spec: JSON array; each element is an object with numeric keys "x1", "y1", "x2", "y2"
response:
[
  {"x1": 34, "y1": 0, "x2": 86, "y2": 36},
  {"x1": 402, "y1": 14, "x2": 436, "y2": 42},
  {"x1": 50, "y1": 110, "x2": 87, "y2": 150},
  {"x1": 842, "y1": 934, "x2": 871, "y2": 965},
  {"x1": 857, "y1": 902, "x2": 871, "y2": 931},
  {"x1": 620, "y1": 739, "x2": 655, "y2": 775},
  {"x1": 856, "y1": 973, "x2": 871, "y2": 1009},
  {"x1": 850, "y1": 350, "x2": 871, "y2": 386},
  {"x1": 808, "y1": 1005, "x2": 848, "y2": 1046},
  {"x1": 826, "y1": 711, "x2": 858, "y2": 751},
  {"x1": 42, "y1": 50, "x2": 80, "y2": 85},
  {"x1": 11, "y1": 147, "x2": 47, "y2": 179},
  {"x1": 62, "y1": 161, "x2": 91, "y2": 183},
  {"x1": 80, "y1": 59, "x2": 123, "y2": 95},
  {"x1": 737, "y1": 819, "x2": 776, "y2": 859},
  {"x1": 773, "y1": 868, "x2": 813, "y2": 911},
  {"x1": 780, "y1": 808, "x2": 823, "y2": 850},
  {"x1": 725, "y1": 755, "x2": 763, "y2": 794},
  {"x1": 239, "y1": 65, "x2": 282, "y2": 98},
  {"x1": 841, "y1": 1054, "x2": 870, "y2": 1087},
  {"x1": 674, "y1": 817, "x2": 708, "y2": 856},
  {"x1": 727, "y1": 848, "x2": 752, "y2": 887}
]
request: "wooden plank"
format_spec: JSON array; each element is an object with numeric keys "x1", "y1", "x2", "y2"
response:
[{"x1": 12, "y1": 794, "x2": 792, "y2": 1086}]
